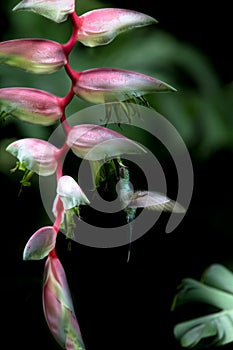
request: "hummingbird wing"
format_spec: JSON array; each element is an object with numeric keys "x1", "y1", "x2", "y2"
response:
[{"x1": 128, "y1": 191, "x2": 186, "y2": 213}]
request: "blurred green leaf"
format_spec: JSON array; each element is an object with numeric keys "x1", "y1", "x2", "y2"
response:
[
  {"x1": 172, "y1": 278, "x2": 233, "y2": 311},
  {"x1": 172, "y1": 264, "x2": 233, "y2": 348},
  {"x1": 201, "y1": 264, "x2": 233, "y2": 295},
  {"x1": 174, "y1": 310, "x2": 233, "y2": 348}
]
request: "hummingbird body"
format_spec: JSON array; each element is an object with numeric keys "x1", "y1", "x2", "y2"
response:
[
  {"x1": 118, "y1": 163, "x2": 137, "y2": 262},
  {"x1": 118, "y1": 164, "x2": 136, "y2": 221},
  {"x1": 117, "y1": 160, "x2": 186, "y2": 262}
]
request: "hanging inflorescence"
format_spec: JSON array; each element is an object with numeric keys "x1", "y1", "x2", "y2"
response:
[{"x1": 0, "y1": 1, "x2": 184, "y2": 349}]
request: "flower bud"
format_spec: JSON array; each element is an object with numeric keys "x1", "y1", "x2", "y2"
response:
[
  {"x1": 73, "y1": 68, "x2": 176, "y2": 104},
  {"x1": 53, "y1": 176, "x2": 90, "y2": 240},
  {"x1": 57, "y1": 175, "x2": 90, "y2": 210},
  {"x1": 0, "y1": 88, "x2": 63, "y2": 125},
  {"x1": 43, "y1": 254, "x2": 86, "y2": 349},
  {"x1": 23, "y1": 226, "x2": 57, "y2": 260},
  {"x1": 77, "y1": 8, "x2": 157, "y2": 47},
  {"x1": 66, "y1": 124, "x2": 146, "y2": 161},
  {"x1": 13, "y1": 0, "x2": 75, "y2": 23},
  {"x1": 0, "y1": 39, "x2": 67, "y2": 74},
  {"x1": 6, "y1": 138, "x2": 60, "y2": 176}
]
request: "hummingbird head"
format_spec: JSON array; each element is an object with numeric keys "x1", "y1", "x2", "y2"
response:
[{"x1": 118, "y1": 162, "x2": 129, "y2": 180}]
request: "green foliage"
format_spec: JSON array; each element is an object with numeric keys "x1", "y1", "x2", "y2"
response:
[{"x1": 172, "y1": 264, "x2": 233, "y2": 348}]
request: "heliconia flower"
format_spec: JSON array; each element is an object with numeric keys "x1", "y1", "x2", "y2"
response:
[
  {"x1": 43, "y1": 253, "x2": 86, "y2": 349},
  {"x1": 57, "y1": 175, "x2": 90, "y2": 210},
  {"x1": 53, "y1": 176, "x2": 90, "y2": 240},
  {"x1": 13, "y1": 0, "x2": 75, "y2": 23},
  {"x1": 77, "y1": 8, "x2": 157, "y2": 47},
  {"x1": 66, "y1": 124, "x2": 146, "y2": 161},
  {"x1": 6, "y1": 138, "x2": 60, "y2": 176},
  {"x1": 0, "y1": 87, "x2": 63, "y2": 125},
  {"x1": 23, "y1": 226, "x2": 57, "y2": 260},
  {"x1": 0, "y1": 39, "x2": 67, "y2": 74},
  {"x1": 72, "y1": 68, "x2": 176, "y2": 104}
]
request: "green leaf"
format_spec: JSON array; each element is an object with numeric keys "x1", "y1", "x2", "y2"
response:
[
  {"x1": 201, "y1": 264, "x2": 233, "y2": 295},
  {"x1": 174, "y1": 310, "x2": 233, "y2": 348},
  {"x1": 172, "y1": 278, "x2": 233, "y2": 311},
  {"x1": 172, "y1": 264, "x2": 233, "y2": 348}
]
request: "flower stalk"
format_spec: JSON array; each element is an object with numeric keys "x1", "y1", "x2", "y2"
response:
[{"x1": 0, "y1": 0, "x2": 180, "y2": 349}]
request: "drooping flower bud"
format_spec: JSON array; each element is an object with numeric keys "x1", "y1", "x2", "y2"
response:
[
  {"x1": 13, "y1": 0, "x2": 75, "y2": 23},
  {"x1": 43, "y1": 253, "x2": 86, "y2": 349},
  {"x1": 6, "y1": 138, "x2": 60, "y2": 176},
  {"x1": 57, "y1": 175, "x2": 90, "y2": 210},
  {"x1": 0, "y1": 88, "x2": 63, "y2": 125},
  {"x1": 66, "y1": 124, "x2": 146, "y2": 161},
  {"x1": 73, "y1": 68, "x2": 176, "y2": 104},
  {"x1": 53, "y1": 176, "x2": 90, "y2": 240},
  {"x1": 23, "y1": 226, "x2": 57, "y2": 260},
  {"x1": 77, "y1": 8, "x2": 157, "y2": 47},
  {"x1": 0, "y1": 39, "x2": 67, "y2": 74}
]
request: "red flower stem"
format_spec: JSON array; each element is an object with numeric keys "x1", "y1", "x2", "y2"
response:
[
  {"x1": 48, "y1": 11, "x2": 81, "y2": 249},
  {"x1": 61, "y1": 86, "x2": 75, "y2": 107},
  {"x1": 52, "y1": 165, "x2": 65, "y2": 234},
  {"x1": 49, "y1": 248, "x2": 57, "y2": 259},
  {"x1": 56, "y1": 142, "x2": 69, "y2": 174},
  {"x1": 65, "y1": 62, "x2": 78, "y2": 83},
  {"x1": 59, "y1": 113, "x2": 70, "y2": 135},
  {"x1": 53, "y1": 205, "x2": 63, "y2": 233},
  {"x1": 59, "y1": 86, "x2": 75, "y2": 134},
  {"x1": 69, "y1": 11, "x2": 80, "y2": 28},
  {"x1": 59, "y1": 108, "x2": 71, "y2": 134},
  {"x1": 56, "y1": 160, "x2": 63, "y2": 181},
  {"x1": 58, "y1": 142, "x2": 70, "y2": 157},
  {"x1": 62, "y1": 12, "x2": 80, "y2": 55}
]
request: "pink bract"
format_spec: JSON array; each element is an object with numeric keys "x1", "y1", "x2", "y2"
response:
[
  {"x1": 13, "y1": 0, "x2": 75, "y2": 23},
  {"x1": 77, "y1": 8, "x2": 157, "y2": 47},
  {"x1": 57, "y1": 175, "x2": 90, "y2": 210},
  {"x1": 0, "y1": 39, "x2": 67, "y2": 74},
  {"x1": 0, "y1": 87, "x2": 63, "y2": 125},
  {"x1": 6, "y1": 138, "x2": 60, "y2": 176},
  {"x1": 23, "y1": 226, "x2": 57, "y2": 260},
  {"x1": 43, "y1": 254, "x2": 86, "y2": 349},
  {"x1": 66, "y1": 124, "x2": 146, "y2": 160},
  {"x1": 73, "y1": 68, "x2": 176, "y2": 104}
]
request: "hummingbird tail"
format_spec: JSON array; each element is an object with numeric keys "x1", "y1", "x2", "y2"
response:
[{"x1": 127, "y1": 220, "x2": 133, "y2": 263}]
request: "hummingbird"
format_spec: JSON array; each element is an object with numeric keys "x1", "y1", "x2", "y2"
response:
[{"x1": 117, "y1": 160, "x2": 186, "y2": 262}]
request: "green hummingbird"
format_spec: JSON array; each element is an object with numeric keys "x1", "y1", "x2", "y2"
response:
[{"x1": 117, "y1": 160, "x2": 186, "y2": 262}]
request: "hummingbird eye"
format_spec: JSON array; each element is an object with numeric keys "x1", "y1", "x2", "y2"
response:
[{"x1": 119, "y1": 166, "x2": 128, "y2": 178}]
